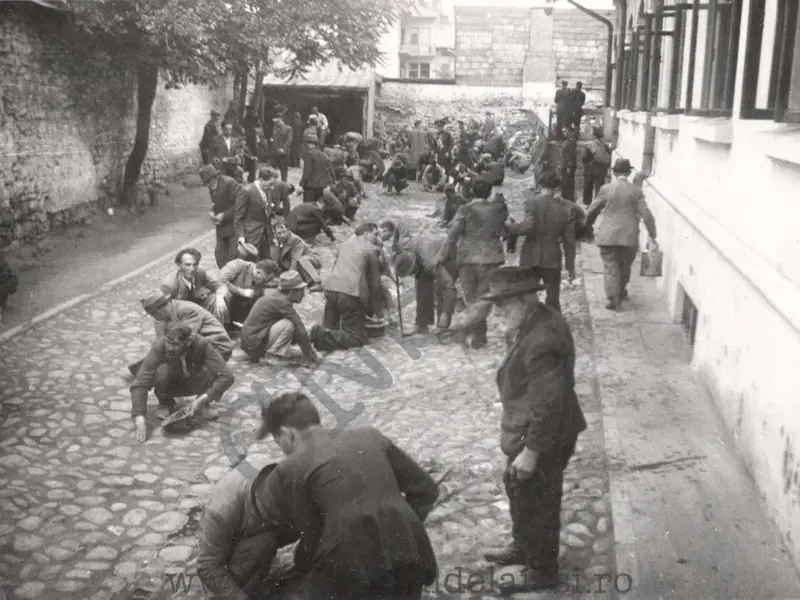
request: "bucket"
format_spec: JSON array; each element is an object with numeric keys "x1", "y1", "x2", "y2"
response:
[{"x1": 640, "y1": 240, "x2": 663, "y2": 277}]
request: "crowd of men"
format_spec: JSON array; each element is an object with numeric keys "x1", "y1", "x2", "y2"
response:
[{"x1": 118, "y1": 105, "x2": 659, "y2": 598}]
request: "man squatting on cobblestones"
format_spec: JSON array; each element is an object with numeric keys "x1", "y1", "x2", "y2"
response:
[{"x1": 197, "y1": 392, "x2": 439, "y2": 599}]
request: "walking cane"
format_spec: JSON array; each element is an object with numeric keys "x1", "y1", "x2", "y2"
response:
[{"x1": 394, "y1": 273, "x2": 410, "y2": 337}]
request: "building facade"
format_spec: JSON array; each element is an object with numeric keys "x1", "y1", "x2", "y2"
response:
[
  {"x1": 398, "y1": 0, "x2": 456, "y2": 80},
  {"x1": 608, "y1": 0, "x2": 800, "y2": 569}
]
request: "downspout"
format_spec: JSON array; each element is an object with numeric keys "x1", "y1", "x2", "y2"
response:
[
  {"x1": 616, "y1": 0, "x2": 627, "y2": 109},
  {"x1": 565, "y1": 0, "x2": 614, "y2": 107}
]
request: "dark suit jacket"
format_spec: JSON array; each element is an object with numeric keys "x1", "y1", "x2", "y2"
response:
[
  {"x1": 210, "y1": 175, "x2": 243, "y2": 237},
  {"x1": 507, "y1": 190, "x2": 576, "y2": 274},
  {"x1": 437, "y1": 198, "x2": 507, "y2": 266},
  {"x1": 200, "y1": 120, "x2": 219, "y2": 152},
  {"x1": 300, "y1": 148, "x2": 332, "y2": 189},
  {"x1": 253, "y1": 427, "x2": 439, "y2": 593},
  {"x1": 496, "y1": 305, "x2": 587, "y2": 458},
  {"x1": 212, "y1": 135, "x2": 244, "y2": 161},
  {"x1": 234, "y1": 182, "x2": 285, "y2": 252},
  {"x1": 270, "y1": 123, "x2": 293, "y2": 157}
]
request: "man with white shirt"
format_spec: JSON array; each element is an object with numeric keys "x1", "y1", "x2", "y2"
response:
[
  {"x1": 310, "y1": 106, "x2": 329, "y2": 144},
  {"x1": 234, "y1": 167, "x2": 293, "y2": 260}
]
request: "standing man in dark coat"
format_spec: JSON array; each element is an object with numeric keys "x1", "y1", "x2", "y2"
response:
[
  {"x1": 200, "y1": 165, "x2": 243, "y2": 268},
  {"x1": 200, "y1": 109, "x2": 222, "y2": 165},
  {"x1": 253, "y1": 392, "x2": 439, "y2": 600},
  {"x1": 569, "y1": 81, "x2": 586, "y2": 131},
  {"x1": 435, "y1": 177, "x2": 507, "y2": 349},
  {"x1": 581, "y1": 126, "x2": 612, "y2": 206},
  {"x1": 481, "y1": 266, "x2": 587, "y2": 592},
  {"x1": 561, "y1": 127, "x2": 578, "y2": 201},
  {"x1": 242, "y1": 105, "x2": 262, "y2": 183},
  {"x1": 554, "y1": 81, "x2": 570, "y2": 140},
  {"x1": 235, "y1": 167, "x2": 288, "y2": 260},
  {"x1": 585, "y1": 158, "x2": 657, "y2": 310},
  {"x1": 290, "y1": 112, "x2": 304, "y2": 168},
  {"x1": 270, "y1": 115, "x2": 293, "y2": 182},
  {"x1": 299, "y1": 137, "x2": 332, "y2": 204},
  {"x1": 506, "y1": 171, "x2": 575, "y2": 312}
]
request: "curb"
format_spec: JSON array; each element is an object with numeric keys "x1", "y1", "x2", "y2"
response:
[
  {"x1": 579, "y1": 249, "x2": 639, "y2": 599},
  {"x1": 0, "y1": 229, "x2": 216, "y2": 344}
]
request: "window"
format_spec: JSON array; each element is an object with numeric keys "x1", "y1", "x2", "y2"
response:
[
  {"x1": 741, "y1": 0, "x2": 800, "y2": 122},
  {"x1": 410, "y1": 31, "x2": 419, "y2": 45},
  {"x1": 420, "y1": 63, "x2": 431, "y2": 78},
  {"x1": 616, "y1": 0, "x2": 741, "y2": 116},
  {"x1": 439, "y1": 62, "x2": 451, "y2": 78},
  {"x1": 408, "y1": 63, "x2": 419, "y2": 79}
]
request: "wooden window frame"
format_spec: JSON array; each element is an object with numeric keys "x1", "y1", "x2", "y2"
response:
[{"x1": 775, "y1": 0, "x2": 800, "y2": 122}]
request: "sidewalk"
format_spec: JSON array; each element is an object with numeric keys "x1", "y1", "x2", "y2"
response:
[{"x1": 582, "y1": 244, "x2": 800, "y2": 599}]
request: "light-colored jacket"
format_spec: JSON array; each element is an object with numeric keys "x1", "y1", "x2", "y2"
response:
[
  {"x1": 585, "y1": 178, "x2": 657, "y2": 248},
  {"x1": 323, "y1": 235, "x2": 381, "y2": 310}
]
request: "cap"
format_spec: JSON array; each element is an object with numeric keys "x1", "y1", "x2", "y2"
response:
[{"x1": 141, "y1": 290, "x2": 171, "y2": 311}]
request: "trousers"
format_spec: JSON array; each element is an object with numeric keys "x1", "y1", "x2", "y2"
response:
[
  {"x1": 599, "y1": 245, "x2": 637, "y2": 304},
  {"x1": 215, "y1": 233, "x2": 238, "y2": 269},
  {"x1": 415, "y1": 261, "x2": 458, "y2": 327},
  {"x1": 271, "y1": 154, "x2": 290, "y2": 182},
  {"x1": 243, "y1": 319, "x2": 298, "y2": 361},
  {"x1": 582, "y1": 166, "x2": 607, "y2": 206},
  {"x1": 503, "y1": 438, "x2": 577, "y2": 571},
  {"x1": 153, "y1": 363, "x2": 213, "y2": 407},
  {"x1": 458, "y1": 263, "x2": 499, "y2": 344},
  {"x1": 528, "y1": 266, "x2": 562, "y2": 313},
  {"x1": 318, "y1": 291, "x2": 368, "y2": 351}
]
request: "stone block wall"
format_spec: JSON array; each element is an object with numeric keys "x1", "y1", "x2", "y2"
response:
[
  {"x1": 0, "y1": 3, "x2": 230, "y2": 247},
  {"x1": 455, "y1": 7, "x2": 531, "y2": 87},
  {"x1": 553, "y1": 9, "x2": 614, "y2": 94}
]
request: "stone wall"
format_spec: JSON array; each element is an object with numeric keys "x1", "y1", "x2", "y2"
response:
[
  {"x1": 454, "y1": 7, "x2": 531, "y2": 87},
  {"x1": 553, "y1": 9, "x2": 614, "y2": 94},
  {"x1": 0, "y1": 3, "x2": 230, "y2": 247}
]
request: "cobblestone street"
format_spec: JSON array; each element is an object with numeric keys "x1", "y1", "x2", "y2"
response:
[{"x1": 0, "y1": 175, "x2": 616, "y2": 599}]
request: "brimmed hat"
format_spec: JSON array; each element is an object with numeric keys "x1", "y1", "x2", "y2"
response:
[
  {"x1": 278, "y1": 270, "x2": 307, "y2": 291},
  {"x1": 199, "y1": 165, "x2": 218, "y2": 184},
  {"x1": 141, "y1": 290, "x2": 171, "y2": 311},
  {"x1": 237, "y1": 240, "x2": 259, "y2": 259},
  {"x1": 612, "y1": 158, "x2": 633, "y2": 174},
  {"x1": 481, "y1": 266, "x2": 547, "y2": 301},
  {"x1": 210, "y1": 109, "x2": 220, "y2": 116}
]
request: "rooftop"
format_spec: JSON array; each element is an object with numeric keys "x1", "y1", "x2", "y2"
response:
[{"x1": 261, "y1": 62, "x2": 377, "y2": 90}]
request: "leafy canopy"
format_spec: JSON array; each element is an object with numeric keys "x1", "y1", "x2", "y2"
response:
[{"x1": 66, "y1": 0, "x2": 404, "y2": 86}]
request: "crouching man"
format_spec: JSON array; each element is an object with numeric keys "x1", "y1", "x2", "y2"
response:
[
  {"x1": 270, "y1": 217, "x2": 323, "y2": 290},
  {"x1": 197, "y1": 460, "x2": 287, "y2": 600},
  {"x1": 130, "y1": 322, "x2": 234, "y2": 443},
  {"x1": 215, "y1": 258, "x2": 281, "y2": 326},
  {"x1": 240, "y1": 271, "x2": 320, "y2": 366},
  {"x1": 252, "y1": 392, "x2": 439, "y2": 600}
]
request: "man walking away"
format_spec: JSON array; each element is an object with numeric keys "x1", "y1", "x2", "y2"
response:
[
  {"x1": 480, "y1": 266, "x2": 587, "y2": 592},
  {"x1": 561, "y1": 127, "x2": 578, "y2": 201},
  {"x1": 585, "y1": 158, "x2": 657, "y2": 311},
  {"x1": 408, "y1": 120, "x2": 429, "y2": 181},
  {"x1": 200, "y1": 109, "x2": 222, "y2": 165},
  {"x1": 269, "y1": 115, "x2": 293, "y2": 182},
  {"x1": 253, "y1": 392, "x2": 439, "y2": 600},
  {"x1": 581, "y1": 127, "x2": 611, "y2": 206},
  {"x1": 569, "y1": 82, "x2": 586, "y2": 131},
  {"x1": 506, "y1": 171, "x2": 575, "y2": 313},
  {"x1": 200, "y1": 165, "x2": 242, "y2": 268},
  {"x1": 300, "y1": 136, "x2": 331, "y2": 204}
]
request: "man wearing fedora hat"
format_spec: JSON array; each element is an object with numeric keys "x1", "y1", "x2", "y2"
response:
[
  {"x1": 198, "y1": 458, "x2": 292, "y2": 599},
  {"x1": 200, "y1": 164, "x2": 244, "y2": 268},
  {"x1": 129, "y1": 322, "x2": 234, "y2": 443},
  {"x1": 480, "y1": 265, "x2": 587, "y2": 591},
  {"x1": 200, "y1": 109, "x2": 222, "y2": 165},
  {"x1": 240, "y1": 270, "x2": 319, "y2": 365},
  {"x1": 585, "y1": 157, "x2": 657, "y2": 310}
]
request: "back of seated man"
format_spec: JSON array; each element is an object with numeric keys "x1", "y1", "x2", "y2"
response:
[{"x1": 215, "y1": 258, "x2": 281, "y2": 326}]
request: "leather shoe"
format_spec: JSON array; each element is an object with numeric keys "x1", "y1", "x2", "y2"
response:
[
  {"x1": 605, "y1": 300, "x2": 618, "y2": 311},
  {"x1": 483, "y1": 543, "x2": 524, "y2": 566},
  {"x1": 437, "y1": 313, "x2": 452, "y2": 329},
  {"x1": 470, "y1": 336, "x2": 487, "y2": 350}
]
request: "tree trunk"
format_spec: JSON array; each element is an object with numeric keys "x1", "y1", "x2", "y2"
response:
[
  {"x1": 122, "y1": 64, "x2": 159, "y2": 212},
  {"x1": 233, "y1": 69, "x2": 241, "y2": 101},
  {"x1": 237, "y1": 60, "x2": 248, "y2": 121},
  {"x1": 251, "y1": 59, "x2": 265, "y2": 118}
]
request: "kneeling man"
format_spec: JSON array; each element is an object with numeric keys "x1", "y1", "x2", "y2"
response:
[
  {"x1": 240, "y1": 271, "x2": 319, "y2": 365},
  {"x1": 270, "y1": 217, "x2": 323, "y2": 289},
  {"x1": 130, "y1": 322, "x2": 234, "y2": 443}
]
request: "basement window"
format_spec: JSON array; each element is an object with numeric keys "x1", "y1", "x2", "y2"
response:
[{"x1": 681, "y1": 288, "x2": 699, "y2": 347}]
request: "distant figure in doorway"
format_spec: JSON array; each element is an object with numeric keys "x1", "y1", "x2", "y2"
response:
[
  {"x1": 554, "y1": 81, "x2": 570, "y2": 140},
  {"x1": 569, "y1": 81, "x2": 586, "y2": 131},
  {"x1": 270, "y1": 115, "x2": 293, "y2": 182},
  {"x1": 310, "y1": 106, "x2": 329, "y2": 144}
]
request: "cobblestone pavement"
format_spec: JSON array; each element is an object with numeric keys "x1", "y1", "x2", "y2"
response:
[{"x1": 0, "y1": 175, "x2": 616, "y2": 599}]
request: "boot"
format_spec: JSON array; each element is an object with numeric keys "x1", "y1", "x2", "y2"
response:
[
  {"x1": 437, "y1": 312, "x2": 452, "y2": 330},
  {"x1": 483, "y1": 543, "x2": 525, "y2": 566}
]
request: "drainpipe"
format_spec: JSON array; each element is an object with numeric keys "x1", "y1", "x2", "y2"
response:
[
  {"x1": 616, "y1": 0, "x2": 627, "y2": 109},
  {"x1": 564, "y1": 0, "x2": 614, "y2": 108}
]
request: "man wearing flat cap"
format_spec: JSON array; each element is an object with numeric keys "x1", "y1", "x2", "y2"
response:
[
  {"x1": 129, "y1": 321, "x2": 234, "y2": 443},
  {"x1": 585, "y1": 157, "x2": 657, "y2": 310},
  {"x1": 200, "y1": 164, "x2": 244, "y2": 268},
  {"x1": 480, "y1": 266, "x2": 587, "y2": 592},
  {"x1": 240, "y1": 270, "x2": 319, "y2": 366},
  {"x1": 200, "y1": 109, "x2": 222, "y2": 165}
]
